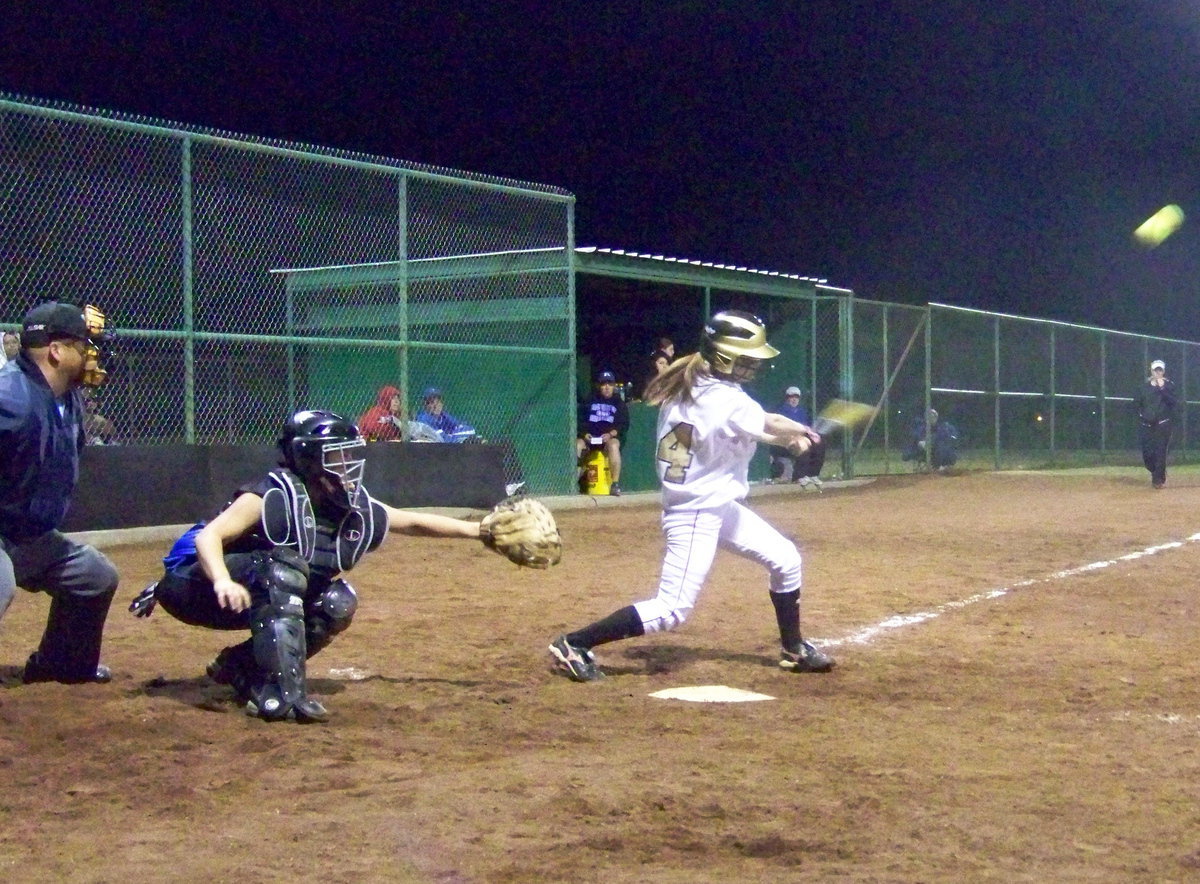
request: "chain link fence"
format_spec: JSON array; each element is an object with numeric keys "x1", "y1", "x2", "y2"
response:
[
  {"x1": 0, "y1": 96, "x2": 575, "y2": 494},
  {"x1": 927, "y1": 303, "x2": 1200, "y2": 471},
  {"x1": 6, "y1": 96, "x2": 1198, "y2": 496}
]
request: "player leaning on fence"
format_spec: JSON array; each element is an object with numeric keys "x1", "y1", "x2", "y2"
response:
[
  {"x1": 549, "y1": 309, "x2": 834, "y2": 681},
  {"x1": 1138, "y1": 358, "x2": 1177, "y2": 490},
  {"x1": 0, "y1": 301, "x2": 119, "y2": 683}
]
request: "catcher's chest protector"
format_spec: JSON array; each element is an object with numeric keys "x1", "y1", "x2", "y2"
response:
[{"x1": 260, "y1": 469, "x2": 387, "y2": 576}]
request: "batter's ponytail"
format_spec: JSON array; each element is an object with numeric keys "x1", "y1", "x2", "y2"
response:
[{"x1": 643, "y1": 352, "x2": 709, "y2": 407}]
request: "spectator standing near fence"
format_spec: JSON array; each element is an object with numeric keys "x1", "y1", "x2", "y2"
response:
[{"x1": 1137, "y1": 359, "x2": 1176, "y2": 489}]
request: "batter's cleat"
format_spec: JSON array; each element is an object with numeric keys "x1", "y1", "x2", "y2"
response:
[
  {"x1": 609, "y1": 482, "x2": 622, "y2": 496},
  {"x1": 779, "y1": 640, "x2": 835, "y2": 674},
  {"x1": 809, "y1": 476, "x2": 823, "y2": 490},
  {"x1": 549, "y1": 635, "x2": 602, "y2": 682},
  {"x1": 23, "y1": 653, "x2": 112, "y2": 684}
]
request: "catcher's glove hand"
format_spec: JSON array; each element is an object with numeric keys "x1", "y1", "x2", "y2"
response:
[{"x1": 480, "y1": 496, "x2": 562, "y2": 568}]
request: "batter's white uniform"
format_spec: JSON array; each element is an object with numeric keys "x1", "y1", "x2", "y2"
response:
[{"x1": 633, "y1": 375, "x2": 802, "y2": 633}]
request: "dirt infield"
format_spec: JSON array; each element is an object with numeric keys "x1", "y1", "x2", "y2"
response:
[{"x1": 3, "y1": 471, "x2": 1200, "y2": 882}]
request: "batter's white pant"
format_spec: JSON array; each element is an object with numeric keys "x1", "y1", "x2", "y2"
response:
[{"x1": 633, "y1": 501, "x2": 802, "y2": 634}]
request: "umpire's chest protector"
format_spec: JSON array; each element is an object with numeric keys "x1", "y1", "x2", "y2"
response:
[{"x1": 260, "y1": 469, "x2": 388, "y2": 576}]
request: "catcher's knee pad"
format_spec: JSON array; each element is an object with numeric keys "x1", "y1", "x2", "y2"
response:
[
  {"x1": 242, "y1": 546, "x2": 310, "y2": 600},
  {"x1": 305, "y1": 579, "x2": 358, "y2": 657}
]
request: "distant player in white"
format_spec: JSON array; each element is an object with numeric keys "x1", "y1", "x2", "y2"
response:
[{"x1": 550, "y1": 310, "x2": 834, "y2": 681}]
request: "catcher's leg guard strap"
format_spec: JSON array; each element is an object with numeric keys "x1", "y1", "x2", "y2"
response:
[{"x1": 305, "y1": 579, "x2": 358, "y2": 657}]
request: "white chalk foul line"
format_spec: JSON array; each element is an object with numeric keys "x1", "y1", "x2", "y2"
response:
[{"x1": 821, "y1": 532, "x2": 1200, "y2": 649}]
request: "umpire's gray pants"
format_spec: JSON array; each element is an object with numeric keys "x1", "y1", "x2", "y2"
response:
[{"x1": 0, "y1": 530, "x2": 119, "y2": 621}]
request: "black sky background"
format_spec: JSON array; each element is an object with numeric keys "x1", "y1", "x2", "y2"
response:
[{"x1": 3, "y1": 1, "x2": 1199, "y2": 338}]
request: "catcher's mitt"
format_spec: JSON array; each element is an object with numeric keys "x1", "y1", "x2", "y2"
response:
[{"x1": 480, "y1": 496, "x2": 562, "y2": 568}]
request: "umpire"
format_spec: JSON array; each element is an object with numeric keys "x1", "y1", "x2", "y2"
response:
[
  {"x1": 0, "y1": 301, "x2": 119, "y2": 682},
  {"x1": 1137, "y1": 358, "x2": 1177, "y2": 490}
]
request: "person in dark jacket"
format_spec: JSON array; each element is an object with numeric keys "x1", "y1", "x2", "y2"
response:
[
  {"x1": 0, "y1": 301, "x2": 118, "y2": 683},
  {"x1": 902, "y1": 408, "x2": 960, "y2": 470},
  {"x1": 576, "y1": 370, "x2": 630, "y2": 495},
  {"x1": 1137, "y1": 358, "x2": 1177, "y2": 488}
]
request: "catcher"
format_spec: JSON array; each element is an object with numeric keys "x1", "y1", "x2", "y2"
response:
[{"x1": 129, "y1": 409, "x2": 559, "y2": 723}]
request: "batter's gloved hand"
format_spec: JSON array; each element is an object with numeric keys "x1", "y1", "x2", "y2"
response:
[
  {"x1": 480, "y1": 495, "x2": 562, "y2": 569},
  {"x1": 129, "y1": 582, "x2": 159, "y2": 618}
]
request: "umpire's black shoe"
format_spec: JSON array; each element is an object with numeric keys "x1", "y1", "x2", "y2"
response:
[
  {"x1": 778, "y1": 640, "x2": 835, "y2": 674},
  {"x1": 22, "y1": 653, "x2": 113, "y2": 684}
]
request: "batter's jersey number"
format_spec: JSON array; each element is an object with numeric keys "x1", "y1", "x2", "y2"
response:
[{"x1": 657, "y1": 422, "x2": 695, "y2": 483}]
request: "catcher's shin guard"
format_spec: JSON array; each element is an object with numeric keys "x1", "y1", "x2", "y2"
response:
[{"x1": 244, "y1": 549, "x2": 328, "y2": 722}]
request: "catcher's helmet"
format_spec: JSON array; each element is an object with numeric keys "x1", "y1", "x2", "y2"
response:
[
  {"x1": 278, "y1": 410, "x2": 367, "y2": 509},
  {"x1": 701, "y1": 309, "x2": 779, "y2": 382}
]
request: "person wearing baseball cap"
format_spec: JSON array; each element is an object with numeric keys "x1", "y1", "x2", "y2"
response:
[
  {"x1": 414, "y1": 386, "x2": 477, "y2": 443},
  {"x1": 769, "y1": 385, "x2": 826, "y2": 488},
  {"x1": 1138, "y1": 358, "x2": 1177, "y2": 489},
  {"x1": 0, "y1": 300, "x2": 119, "y2": 683},
  {"x1": 576, "y1": 369, "x2": 630, "y2": 495}
]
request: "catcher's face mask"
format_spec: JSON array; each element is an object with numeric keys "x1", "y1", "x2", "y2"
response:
[{"x1": 318, "y1": 439, "x2": 367, "y2": 508}]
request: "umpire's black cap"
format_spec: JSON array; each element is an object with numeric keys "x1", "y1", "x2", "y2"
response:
[{"x1": 20, "y1": 301, "x2": 89, "y2": 347}]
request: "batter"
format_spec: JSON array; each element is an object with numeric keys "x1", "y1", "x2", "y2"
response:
[{"x1": 549, "y1": 309, "x2": 834, "y2": 681}]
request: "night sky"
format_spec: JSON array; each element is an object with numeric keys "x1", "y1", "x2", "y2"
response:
[{"x1": 3, "y1": 1, "x2": 1199, "y2": 338}]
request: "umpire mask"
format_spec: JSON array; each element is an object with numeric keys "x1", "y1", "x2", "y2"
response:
[{"x1": 80, "y1": 304, "x2": 114, "y2": 388}]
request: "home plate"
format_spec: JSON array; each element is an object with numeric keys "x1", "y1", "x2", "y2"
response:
[
  {"x1": 649, "y1": 685, "x2": 775, "y2": 703},
  {"x1": 326, "y1": 667, "x2": 372, "y2": 681}
]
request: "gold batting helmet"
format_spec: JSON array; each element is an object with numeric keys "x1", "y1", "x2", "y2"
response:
[{"x1": 701, "y1": 310, "x2": 779, "y2": 381}]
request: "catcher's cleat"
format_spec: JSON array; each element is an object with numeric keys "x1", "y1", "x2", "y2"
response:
[
  {"x1": 244, "y1": 695, "x2": 330, "y2": 724},
  {"x1": 779, "y1": 640, "x2": 835, "y2": 674},
  {"x1": 549, "y1": 635, "x2": 602, "y2": 682},
  {"x1": 206, "y1": 643, "x2": 256, "y2": 699}
]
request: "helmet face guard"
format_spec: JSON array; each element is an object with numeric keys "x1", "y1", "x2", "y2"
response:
[
  {"x1": 702, "y1": 310, "x2": 779, "y2": 382},
  {"x1": 280, "y1": 411, "x2": 367, "y2": 509},
  {"x1": 80, "y1": 304, "x2": 113, "y2": 388}
]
